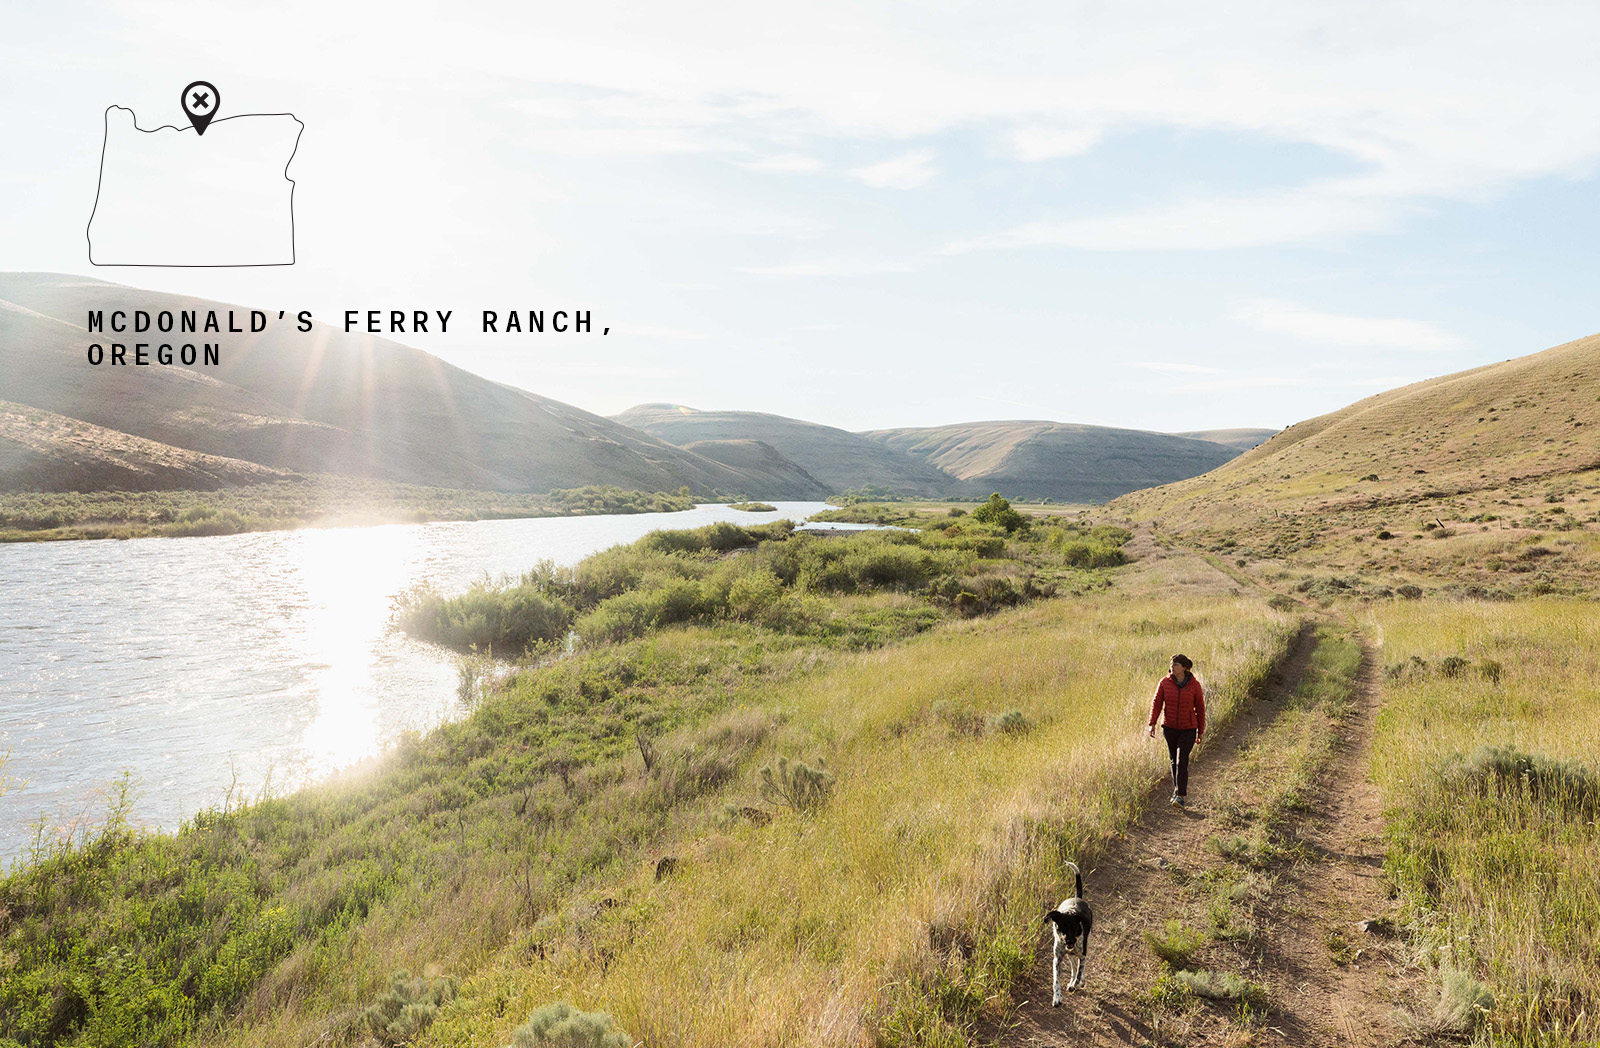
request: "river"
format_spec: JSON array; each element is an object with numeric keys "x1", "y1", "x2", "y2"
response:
[{"x1": 0, "y1": 501, "x2": 833, "y2": 864}]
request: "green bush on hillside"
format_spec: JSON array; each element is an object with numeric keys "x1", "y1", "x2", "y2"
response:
[
  {"x1": 971, "y1": 493, "x2": 1025, "y2": 533},
  {"x1": 1052, "y1": 539, "x2": 1127, "y2": 569},
  {"x1": 575, "y1": 575, "x2": 712, "y2": 645},
  {"x1": 760, "y1": 755, "x2": 835, "y2": 812},
  {"x1": 508, "y1": 1001, "x2": 630, "y2": 1048},
  {"x1": 361, "y1": 970, "x2": 458, "y2": 1046}
]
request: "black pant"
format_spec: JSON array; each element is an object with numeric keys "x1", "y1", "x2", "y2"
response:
[{"x1": 1163, "y1": 727, "x2": 1197, "y2": 796}]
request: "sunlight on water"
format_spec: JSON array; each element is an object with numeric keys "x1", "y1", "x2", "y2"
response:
[
  {"x1": 288, "y1": 525, "x2": 422, "y2": 779},
  {"x1": 0, "y1": 502, "x2": 830, "y2": 863}
]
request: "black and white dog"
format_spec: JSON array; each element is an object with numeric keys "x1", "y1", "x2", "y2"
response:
[{"x1": 1045, "y1": 861, "x2": 1093, "y2": 1005}]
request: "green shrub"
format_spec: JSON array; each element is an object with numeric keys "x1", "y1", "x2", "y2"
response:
[
  {"x1": 926, "y1": 572, "x2": 1038, "y2": 617},
  {"x1": 508, "y1": 1001, "x2": 630, "y2": 1048},
  {"x1": 395, "y1": 579, "x2": 573, "y2": 655},
  {"x1": 1088, "y1": 524, "x2": 1133, "y2": 546},
  {"x1": 1433, "y1": 968, "x2": 1493, "y2": 1035},
  {"x1": 1444, "y1": 745, "x2": 1600, "y2": 818},
  {"x1": 1143, "y1": 920, "x2": 1205, "y2": 968},
  {"x1": 727, "y1": 568, "x2": 784, "y2": 621},
  {"x1": 971, "y1": 493, "x2": 1025, "y2": 533},
  {"x1": 574, "y1": 575, "x2": 710, "y2": 645},
  {"x1": 1052, "y1": 538, "x2": 1128, "y2": 568},
  {"x1": 361, "y1": 970, "x2": 458, "y2": 1046},
  {"x1": 986, "y1": 709, "x2": 1032, "y2": 735},
  {"x1": 760, "y1": 756, "x2": 834, "y2": 812},
  {"x1": 786, "y1": 535, "x2": 958, "y2": 594}
]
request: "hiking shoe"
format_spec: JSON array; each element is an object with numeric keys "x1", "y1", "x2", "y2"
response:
[
  {"x1": 1175, "y1": 796, "x2": 1187, "y2": 808},
  {"x1": 1168, "y1": 793, "x2": 1180, "y2": 806}
]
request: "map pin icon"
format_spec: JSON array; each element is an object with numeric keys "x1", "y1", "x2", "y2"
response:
[{"x1": 182, "y1": 81, "x2": 220, "y2": 135}]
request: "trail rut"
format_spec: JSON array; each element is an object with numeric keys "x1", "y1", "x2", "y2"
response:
[{"x1": 991, "y1": 620, "x2": 1440, "y2": 1047}]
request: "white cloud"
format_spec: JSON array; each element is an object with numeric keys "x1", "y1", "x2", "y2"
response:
[
  {"x1": 1232, "y1": 299, "x2": 1464, "y2": 351},
  {"x1": 608, "y1": 324, "x2": 707, "y2": 341},
  {"x1": 943, "y1": 180, "x2": 1399, "y2": 253},
  {"x1": 1010, "y1": 125, "x2": 1102, "y2": 162},
  {"x1": 1124, "y1": 361, "x2": 1223, "y2": 375},
  {"x1": 738, "y1": 153, "x2": 825, "y2": 173},
  {"x1": 849, "y1": 149, "x2": 937, "y2": 189},
  {"x1": 1175, "y1": 375, "x2": 1309, "y2": 393},
  {"x1": 24, "y1": 1, "x2": 1600, "y2": 259},
  {"x1": 737, "y1": 258, "x2": 918, "y2": 277}
]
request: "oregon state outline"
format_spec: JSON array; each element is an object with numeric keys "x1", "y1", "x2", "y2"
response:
[{"x1": 88, "y1": 105, "x2": 303, "y2": 267}]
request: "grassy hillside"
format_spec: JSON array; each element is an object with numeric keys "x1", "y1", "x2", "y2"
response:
[
  {"x1": 0, "y1": 275, "x2": 793, "y2": 498},
  {"x1": 1116, "y1": 333, "x2": 1599, "y2": 529},
  {"x1": 677, "y1": 439, "x2": 831, "y2": 499},
  {"x1": 862, "y1": 420, "x2": 1246, "y2": 502},
  {"x1": 1111, "y1": 333, "x2": 1600, "y2": 599},
  {"x1": 612, "y1": 403, "x2": 958, "y2": 496},
  {"x1": 0, "y1": 400, "x2": 293, "y2": 492}
]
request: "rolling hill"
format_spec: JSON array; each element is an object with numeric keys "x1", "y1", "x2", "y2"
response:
[
  {"x1": 0, "y1": 275, "x2": 797, "y2": 496},
  {"x1": 0, "y1": 400, "x2": 293, "y2": 492},
  {"x1": 616, "y1": 405, "x2": 1265, "y2": 502},
  {"x1": 611, "y1": 403, "x2": 959, "y2": 496},
  {"x1": 1112, "y1": 332, "x2": 1600, "y2": 529},
  {"x1": 863, "y1": 420, "x2": 1250, "y2": 502},
  {"x1": 677, "y1": 439, "x2": 831, "y2": 499}
]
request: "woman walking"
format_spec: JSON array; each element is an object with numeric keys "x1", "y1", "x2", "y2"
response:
[{"x1": 1147, "y1": 654, "x2": 1205, "y2": 807}]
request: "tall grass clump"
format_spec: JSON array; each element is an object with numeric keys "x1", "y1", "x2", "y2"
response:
[
  {"x1": 1372, "y1": 598, "x2": 1600, "y2": 1044},
  {"x1": 395, "y1": 574, "x2": 573, "y2": 655}
]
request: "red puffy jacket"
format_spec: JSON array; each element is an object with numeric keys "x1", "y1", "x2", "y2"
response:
[{"x1": 1148, "y1": 674, "x2": 1205, "y2": 733}]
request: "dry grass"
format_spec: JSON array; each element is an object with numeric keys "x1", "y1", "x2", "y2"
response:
[
  {"x1": 413, "y1": 559, "x2": 1297, "y2": 1047},
  {"x1": 1369, "y1": 598, "x2": 1600, "y2": 1045}
]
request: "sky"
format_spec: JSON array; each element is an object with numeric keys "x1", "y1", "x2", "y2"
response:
[{"x1": 3, "y1": 0, "x2": 1599, "y2": 434}]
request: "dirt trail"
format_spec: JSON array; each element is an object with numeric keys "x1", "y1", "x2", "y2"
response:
[{"x1": 991, "y1": 619, "x2": 1439, "y2": 1047}]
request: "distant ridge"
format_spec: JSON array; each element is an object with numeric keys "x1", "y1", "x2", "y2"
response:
[
  {"x1": 862, "y1": 420, "x2": 1247, "y2": 502},
  {"x1": 1, "y1": 274, "x2": 1275, "y2": 502},
  {"x1": 612, "y1": 403, "x2": 958, "y2": 496},
  {"x1": 1174, "y1": 428, "x2": 1278, "y2": 451},
  {"x1": 0, "y1": 275, "x2": 795, "y2": 497}
]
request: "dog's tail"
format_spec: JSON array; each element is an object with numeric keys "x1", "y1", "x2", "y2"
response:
[{"x1": 1064, "y1": 860, "x2": 1083, "y2": 900}]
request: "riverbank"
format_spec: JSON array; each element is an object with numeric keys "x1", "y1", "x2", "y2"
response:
[
  {"x1": 0, "y1": 506, "x2": 1153, "y2": 1047},
  {"x1": 0, "y1": 480, "x2": 704, "y2": 542}
]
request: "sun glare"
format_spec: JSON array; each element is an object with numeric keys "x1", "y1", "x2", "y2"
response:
[{"x1": 284, "y1": 524, "x2": 419, "y2": 779}]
